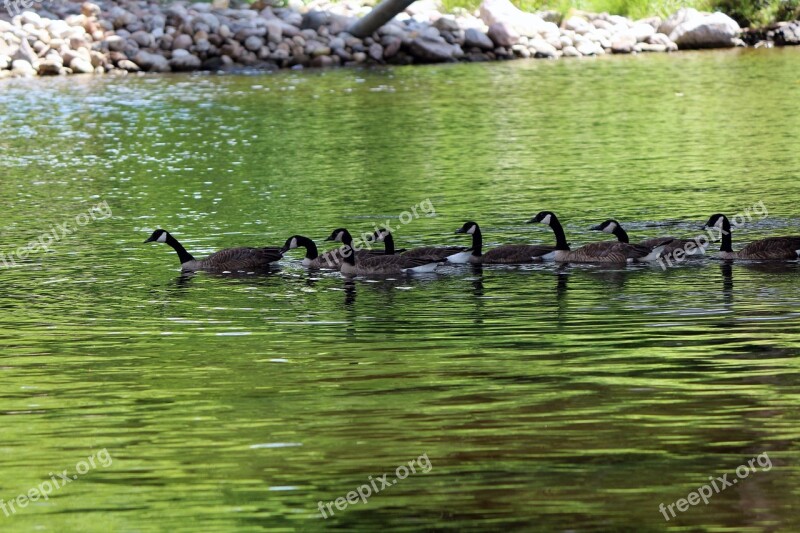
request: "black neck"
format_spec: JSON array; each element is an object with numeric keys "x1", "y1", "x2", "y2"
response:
[
  {"x1": 718, "y1": 217, "x2": 733, "y2": 252},
  {"x1": 340, "y1": 231, "x2": 356, "y2": 266},
  {"x1": 612, "y1": 225, "x2": 629, "y2": 243},
  {"x1": 166, "y1": 234, "x2": 195, "y2": 264},
  {"x1": 296, "y1": 236, "x2": 318, "y2": 259},
  {"x1": 471, "y1": 227, "x2": 483, "y2": 257},
  {"x1": 382, "y1": 233, "x2": 395, "y2": 255},
  {"x1": 549, "y1": 216, "x2": 570, "y2": 250}
]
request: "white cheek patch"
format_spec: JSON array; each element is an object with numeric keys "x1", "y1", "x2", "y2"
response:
[
  {"x1": 603, "y1": 222, "x2": 616, "y2": 233},
  {"x1": 714, "y1": 218, "x2": 724, "y2": 229},
  {"x1": 156, "y1": 233, "x2": 168, "y2": 243},
  {"x1": 540, "y1": 214, "x2": 552, "y2": 225},
  {"x1": 290, "y1": 237, "x2": 298, "y2": 249},
  {"x1": 335, "y1": 232, "x2": 344, "y2": 242},
  {"x1": 467, "y1": 225, "x2": 476, "y2": 235}
]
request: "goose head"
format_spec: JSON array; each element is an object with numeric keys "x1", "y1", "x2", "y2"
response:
[
  {"x1": 144, "y1": 229, "x2": 170, "y2": 244},
  {"x1": 325, "y1": 228, "x2": 351, "y2": 243},
  {"x1": 280, "y1": 235, "x2": 302, "y2": 254},
  {"x1": 527, "y1": 211, "x2": 556, "y2": 226},
  {"x1": 591, "y1": 219, "x2": 620, "y2": 233},
  {"x1": 373, "y1": 228, "x2": 391, "y2": 242},
  {"x1": 703, "y1": 214, "x2": 729, "y2": 230},
  {"x1": 455, "y1": 221, "x2": 479, "y2": 235}
]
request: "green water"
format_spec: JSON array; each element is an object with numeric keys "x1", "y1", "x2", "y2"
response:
[{"x1": 2, "y1": 48, "x2": 800, "y2": 532}]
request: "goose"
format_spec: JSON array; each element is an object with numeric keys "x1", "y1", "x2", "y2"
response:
[
  {"x1": 591, "y1": 219, "x2": 707, "y2": 258},
  {"x1": 703, "y1": 214, "x2": 800, "y2": 260},
  {"x1": 447, "y1": 221, "x2": 556, "y2": 264},
  {"x1": 528, "y1": 212, "x2": 664, "y2": 263},
  {"x1": 144, "y1": 229, "x2": 283, "y2": 272},
  {"x1": 325, "y1": 228, "x2": 439, "y2": 275},
  {"x1": 374, "y1": 228, "x2": 466, "y2": 262},
  {"x1": 280, "y1": 233, "x2": 391, "y2": 269}
]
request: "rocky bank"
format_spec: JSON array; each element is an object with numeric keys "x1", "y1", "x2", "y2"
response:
[{"x1": 0, "y1": 0, "x2": 795, "y2": 77}]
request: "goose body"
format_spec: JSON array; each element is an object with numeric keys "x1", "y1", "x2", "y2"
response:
[
  {"x1": 529, "y1": 212, "x2": 664, "y2": 263},
  {"x1": 448, "y1": 221, "x2": 555, "y2": 264},
  {"x1": 326, "y1": 228, "x2": 439, "y2": 276},
  {"x1": 592, "y1": 219, "x2": 707, "y2": 258},
  {"x1": 374, "y1": 229, "x2": 466, "y2": 262},
  {"x1": 144, "y1": 229, "x2": 282, "y2": 272},
  {"x1": 280, "y1": 235, "x2": 379, "y2": 269},
  {"x1": 704, "y1": 214, "x2": 800, "y2": 260}
]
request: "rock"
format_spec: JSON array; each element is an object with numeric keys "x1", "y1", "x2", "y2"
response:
[
  {"x1": 131, "y1": 31, "x2": 155, "y2": 48},
  {"x1": 368, "y1": 42, "x2": 383, "y2": 61},
  {"x1": 173, "y1": 33, "x2": 193, "y2": 50},
  {"x1": 81, "y1": 2, "x2": 101, "y2": 17},
  {"x1": 480, "y1": 0, "x2": 557, "y2": 37},
  {"x1": 245, "y1": 35, "x2": 264, "y2": 51},
  {"x1": 134, "y1": 50, "x2": 170, "y2": 72},
  {"x1": 611, "y1": 33, "x2": 637, "y2": 53},
  {"x1": 117, "y1": 59, "x2": 140, "y2": 71},
  {"x1": 170, "y1": 53, "x2": 201, "y2": 71},
  {"x1": 464, "y1": 28, "x2": 494, "y2": 50},
  {"x1": 301, "y1": 10, "x2": 329, "y2": 31},
  {"x1": 635, "y1": 42, "x2": 667, "y2": 52},
  {"x1": 628, "y1": 22, "x2": 656, "y2": 41},
  {"x1": 487, "y1": 22, "x2": 518, "y2": 47},
  {"x1": 408, "y1": 37, "x2": 461, "y2": 62},
  {"x1": 562, "y1": 45, "x2": 581, "y2": 57},
  {"x1": 658, "y1": 8, "x2": 699, "y2": 36},
  {"x1": 70, "y1": 56, "x2": 94, "y2": 73},
  {"x1": 669, "y1": 12, "x2": 740, "y2": 48},
  {"x1": 773, "y1": 21, "x2": 800, "y2": 46},
  {"x1": 13, "y1": 39, "x2": 39, "y2": 68},
  {"x1": 576, "y1": 39, "x2": 602, "y2": 55},
  {"x1": 38, "y1": 59, "x2": 64, "y2": 75},
  {"x1": 434, "y1": 16, "x2": 460, "y2": 33},
  {"x1": 383, "y1": 36, "x2": 402, "y2": 57},
  {"x1": 11, "y1": 59, "x2": 37, "y2": 76},
  {"x1": 564, "y1": 16, "x2": 593, "y2": 35},
  {"x1": 529, "y1": 38, "x2": 557, "y2": 58}
]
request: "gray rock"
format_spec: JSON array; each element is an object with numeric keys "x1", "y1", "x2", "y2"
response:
[
  {"x1": 669, "y1": 11, "x2": 740, "y2": 48},
  {"x1": 658, "y1": 8, "x2": 699, "y2": 36},
  {"x1": 434, "y1": 16, "x2": 460, "y2": 33},
  {"x1": 173, "y1": 33, "x2": 193, "y2": 50},
  {"x1": 170, "y1": 53, "x2": 201, "y2": 71},
  {"x1": 244, "y1": 35, "x2": 264, "y2": 51},
  {"x1": 487, "y1": 22, "x2": 519, "y2": 47},
  {"x1": 134, "y1": 50, "x2": 170, "y2": 72},
  {"x1": 464, "y1": 28, "x2": 494, "y2": 50},
  {"x1": 38, "y1": 59, "x2": 64, "y2": 75},
  {"x1": 368, "y1": 42, "x2": 383, "y2": 61},
  {"x1": 301, "y1": 10, "x2": 329, "y2": 31},
  {"x1": 131, "y1": 31, "x2": 155, "y2": 48},
  {"x1": 773, "y1": 21, "x2": 800, "y2": 45},
  {"x1": 409, "y1": 37, "x2": 460, "y2": 62},
  {"x1": 382, "y1": 36, "x2": 402, "y2": 57}
]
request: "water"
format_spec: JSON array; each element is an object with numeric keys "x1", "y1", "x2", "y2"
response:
[{"x1": 1, "y1": 48, "x2": 800, "y2": 532}]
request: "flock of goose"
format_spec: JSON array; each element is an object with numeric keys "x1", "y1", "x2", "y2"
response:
[{"x1": 144, "y1": 212, "x2": 800, "y2": 275}]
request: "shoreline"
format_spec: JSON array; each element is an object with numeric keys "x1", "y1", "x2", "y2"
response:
[{"x1": 1, "y1": 0, "x2": 799, "y2": 78}]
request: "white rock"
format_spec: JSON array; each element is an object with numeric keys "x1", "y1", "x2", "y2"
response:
[
  {"x1": 11, "y1": 59, "x2": 37, "y2": 76},
  {"x1": 669, "y1": 11, "x2": 740, "y2": 48},
  {"x1": 480, "y1": 0, "x2": 557, "y2": 37}
]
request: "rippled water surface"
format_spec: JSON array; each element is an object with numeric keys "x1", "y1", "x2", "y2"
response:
[{"x1": 2, "y1": 48, "x2": 800, "y2": 532}]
